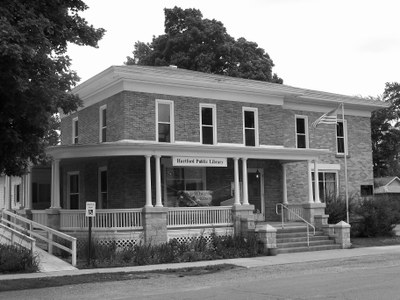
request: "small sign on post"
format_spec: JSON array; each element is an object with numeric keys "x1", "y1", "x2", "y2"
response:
[{"x1": 85, "y1": 201, "x2": 96, "y2": 266}]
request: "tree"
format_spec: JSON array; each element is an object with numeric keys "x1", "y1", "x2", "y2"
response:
[
  {"x1": 126, "y1": 6, "x2": 283, "y2": 84},
  {"x1": 371, "y1": 82, "x2": 400, "y2": 177},
  {"x1": 0, "y1": 0, "x2": 105, "y2": 176}
]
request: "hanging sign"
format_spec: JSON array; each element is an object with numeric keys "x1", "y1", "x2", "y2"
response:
[{"x1": 173, "y1": 156, "x2": 227, "y2": 167}]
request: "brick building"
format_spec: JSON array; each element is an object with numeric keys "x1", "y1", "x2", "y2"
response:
[{"x1": 1, "y1": 65, "x2": 386, "y2": 246}]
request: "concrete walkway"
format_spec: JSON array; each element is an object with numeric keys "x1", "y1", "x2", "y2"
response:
[{"x1": 1, "y1": 245, "x2": 400, "y2": 281}]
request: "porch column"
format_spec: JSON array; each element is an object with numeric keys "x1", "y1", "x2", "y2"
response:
[
  {"x1": 233, "y1": 157, "x2": 241, "y2": 205},
  {"x1": 145, "y1": 155, "x2": 153, "y2": 207},
  {"x1": 155, "y1": 155, "x2": 163, "y2": 207},
  {"x1": 282, "y1": 163, "x2": 288, "y2": 205},
  {"x1": 23, "y1": 172, "x2": 32, "y2": 209},
  {"x1": 307, "y1": 160, "x2": 314, "y2": 203},
  {"x1": 4, "y1": 176, "x2": 10, "y2": 209},
  {"x1": 314, "y1": 160, "x2": 321, "y2": 203},
  {"x1": 50, "y1": 159, "x2": 61, "y2": 208},
  {"x1": 241, "y1": 158, "x2": 249, "y2": 205}
]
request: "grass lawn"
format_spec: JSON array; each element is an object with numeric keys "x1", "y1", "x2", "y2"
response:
[{"x1": 351, "y1": 235, "x2": 400, "y2": 248}]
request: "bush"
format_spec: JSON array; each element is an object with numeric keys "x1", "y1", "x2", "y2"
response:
[
  {"x1": 352, "y1": 198, "x2": 400, "y2": 237},
  {"x1": 0, "y1": 244, "x2": 39, "y2": 273},
  {"x1": 77, "y1": 233, "x2": 264, "y2": 268},
  {"x1": 325, "y1": 195, "x2": 355, "y2": 224}
]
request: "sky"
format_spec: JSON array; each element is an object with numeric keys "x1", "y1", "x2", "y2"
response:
[{"x1": 67, "y1": 0, "x2": 400, "y2": 98}]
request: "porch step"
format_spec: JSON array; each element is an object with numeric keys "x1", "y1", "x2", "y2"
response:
[{"x1": 275, "y1": 226, "x2": 340, "y2": 254}]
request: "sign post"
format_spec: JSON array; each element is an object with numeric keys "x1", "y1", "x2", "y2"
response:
[{"x1": 85, "y1": 201, "x2": 96, "y2": 265}]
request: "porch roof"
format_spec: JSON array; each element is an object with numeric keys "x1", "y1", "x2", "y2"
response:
[{"x1": 47, "y1": 141, "x2": 330, "y2": 162}]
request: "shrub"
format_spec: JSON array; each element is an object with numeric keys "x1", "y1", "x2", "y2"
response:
[
  {"x1": 325, "y1": 195, "x2": 354, "y2": 224},
  {"x1": 352, "y1": 198, "x2": 400, "y2": 237},
  {"x1": 0, "y1": 244, "x2": 39, "y2": 273}
]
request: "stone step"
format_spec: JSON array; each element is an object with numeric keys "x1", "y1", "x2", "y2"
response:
[
  {"x1": 278, "y1": 239, "x2": 336, "y2": 249},
  {"x1": 277, "y1": 244, "x2": 342, "y2": 254},
  {"x1": 276, "y1": 231, "x2": 325, "y2": 239},
  {"x1": 277, "y1": 235, "x2": 330, "y2": 243}
]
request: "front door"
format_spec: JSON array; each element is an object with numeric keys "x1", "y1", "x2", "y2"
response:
[{"x1": 248, "y1": 169, "x2": 264, "y2": 221}]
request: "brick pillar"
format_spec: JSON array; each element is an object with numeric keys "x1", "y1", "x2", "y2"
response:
[
  {"x1": 302, "y1": 203, "x2": 326, "y2": 224},
  {"x1": 143, "y1": 207, "x2": 168, "y2": 245},
  {"x1": 333, "y1": 221, "x2": 351, "y2": 249},
  {"x1": 46, "y1": 208, "x2": 60, "y2": 230},
  {"x1": 232, "y1": 204, "x2": 255, "y2": 236}
]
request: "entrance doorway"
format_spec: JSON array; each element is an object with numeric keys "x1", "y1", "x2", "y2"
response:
[{"x1": 247, "y1": 168, "x2": 264, "y2": 221}]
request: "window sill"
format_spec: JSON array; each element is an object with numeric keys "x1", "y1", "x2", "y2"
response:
[{"x1": 335, "y1": 153, "x2": 350, "y2": 159}]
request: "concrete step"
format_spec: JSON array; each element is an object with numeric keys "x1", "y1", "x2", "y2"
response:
[
  {"x1": 276, "y1": 231, "x2": 325, "y2": 239},
  {"x1": 277, "y1": 235, "x2": 330, "y2": 243},
  {"x1": 277, "y1": 244, "x2": 342, "y2": 254},
  {"x1": 278, "y1": 239, "x2": 336, "y2": 249}
]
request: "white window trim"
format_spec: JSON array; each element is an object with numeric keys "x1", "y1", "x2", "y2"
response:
[
  {"x1": 336, "y1": 120, "x2": 348, "y2": 155},
  {"x1": 242, "y1": 107, "x2": 259, "y2": 147},
  {"x1": 72, "y1": 117, "x2": 78, "y2": 144},
  {"x1": 295, "y1": 115, "x2": 309, "y2": 148},
  {"x1": 199, "y1": 103, "x2": 217, "y2": 145},
  {"x1": 156, "y1": 99, "x2": 175, "y2": 143},
  {"x1": 98, "y1": 166, "x2": 107, "y2": 209},
  {"x1": 67, "y1": 171, "x2": 79, "y2": 209},
  {"x1": 99, "y1": 104, "x2": 107, "y2": 143},
  {"x1": 312, "y1": 170, "x2": 339, "y2": 200}
]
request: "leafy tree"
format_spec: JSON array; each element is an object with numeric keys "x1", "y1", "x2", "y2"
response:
[
  {"x1": 0, "y1": 0, "x2": 105, "y2": 176},
  {"x1": 371, "y1": 82, "x2": 400, "y2": 177},
  {"x1": 126, "y1": 6, "x2": 282, "y2": 84}
]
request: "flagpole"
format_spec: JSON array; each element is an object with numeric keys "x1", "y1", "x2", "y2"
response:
[{"x1": 342, "y1": 102, "x2": 350, "y2": 223}]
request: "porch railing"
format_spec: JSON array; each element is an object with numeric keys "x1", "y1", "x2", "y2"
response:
[
  {"x1": 285, "y1": 204, "x2": 305, "y2": 221},
  {"x1": 167, "y1": 206, "x2": 233, "y2": 228},
  {"x1": 60, "y1": 209, "x2": 143, "y2": 231},
  {"x1": 31, "y1": 210, "x2": 48, "y2": 227}
]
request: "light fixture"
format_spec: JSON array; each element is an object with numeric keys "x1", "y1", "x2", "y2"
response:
[{"x1": 256, "y1": 169, "x2": 261, "y2": 179}]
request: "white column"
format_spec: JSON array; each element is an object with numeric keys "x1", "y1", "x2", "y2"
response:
[
  {"x1": 145, "y1": 155, "x2": 153, "y2": 207},
  {"x1": 4, "y1": 176, "x2": 10, "y2": 209},
  {"x1": 51, "y1": 159, "x2": 61, "y2": 208},
  {"x1": 307, "y1": 160, "x2": 314, "y2": 203},
  {"x1": 242, "y1": 158, "x2": 249, "y2": 205},
  {"x1": 233, "y1": 158, "x2": 241, "y2": 205},
  {"x1": 25, "y1": 172, "x2": 32, "y2": 209},
  {"x1": 282, "y1": 163, "x2": 288, "y2": 205},
  {"x1": 155, "y1": 155, "x2": 163, "y2": 207},
  {"x1": 314, "y1": 160, "x2": 321, "y2": 203}
]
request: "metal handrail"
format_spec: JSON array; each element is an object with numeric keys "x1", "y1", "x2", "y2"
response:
[{"x1": 275, "y1": 203, "x2": 315, "y2": 247}]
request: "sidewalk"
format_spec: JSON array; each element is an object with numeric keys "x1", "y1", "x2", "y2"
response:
[{"x1": 1, "y1": 245, "x2": 400, "y2": 281}]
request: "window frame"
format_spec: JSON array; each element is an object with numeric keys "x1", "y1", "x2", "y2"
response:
[
  {"x1": 242, "y1": 107, "x2": 259, "y2": 147},
  {"x1": 312, "y1": 170, "x2": 339, "y2": 202},
  {"x1": 199, "y1": 103, "x2": 217, "y2": 145},
  {"x1": 99, "y1": 105, "x2": 107, "y2": 143},
  {"x1": 295, "y1": 115, "x2": 309, "y2": 148},
  {"x1": 336, "y1": 120, "x2": 348, "y2": 155},
  {"x1": 67, "y1": 171, "x2": 80, "y2": 209},
  {"x1": 72, "y1": 117, "x2": 78, "y2": 144},
  {"x1": 156, "y1": 99, "x2": 175, "y2": 143},
  {"x1": 98, "y1": 166, "x2": 108, "y2": 209}
]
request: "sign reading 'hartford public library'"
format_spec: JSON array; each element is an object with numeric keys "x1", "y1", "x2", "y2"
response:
[{"x1": 172, "y1": 156, "x2": 227, "y2": 167}]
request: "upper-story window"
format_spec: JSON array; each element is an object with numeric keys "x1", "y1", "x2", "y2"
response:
[
  {"x1": 200, "y1": 104, "x2": 217, "y2": 145},
  {"x1": 336, "y1": 120, "x2": 347, "y2": 154},
  {"x1": 99, "y1": 105, "x2": 107, "y2": 143},
  {"x1": 295, "y1": 115, "x2": 308, "y2": 148},
  {"x1": 156, "y1": 100, "x2": 174, "y2": 143},
  {"x1": 243, "y1": 107, "x2": 259, "y2": 146},
  {"x1": 72, "y1": 117, "x2": 78, "y2": 144}
]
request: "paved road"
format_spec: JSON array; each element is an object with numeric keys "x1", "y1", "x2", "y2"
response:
[{"x1": 2, "y1": 252, "x2": 400, "y2": 299}]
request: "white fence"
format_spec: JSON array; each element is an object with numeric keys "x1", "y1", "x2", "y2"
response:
[
  {"x1": 60, "y1": 209, "x2": 143, "y2": 231},
  {"x1": 167, "y1": 206, "x2": 233, "y2": 228}
]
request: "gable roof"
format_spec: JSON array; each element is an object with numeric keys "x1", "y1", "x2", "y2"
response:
[{"x1": 374, "y1": 176, "x2": 400, "y2": 188}]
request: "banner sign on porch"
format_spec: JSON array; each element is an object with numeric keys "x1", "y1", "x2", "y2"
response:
[
  {"x1": 173, "y1": 156, "x2": 227, "y2": 167},
  {"x1": 85, "y1": 201, "x2": 96, "y2": 217}
]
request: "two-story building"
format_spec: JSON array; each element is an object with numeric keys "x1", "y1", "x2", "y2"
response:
[{"x1": 2, "y1": 65, "x2": 386, "y2": 247}]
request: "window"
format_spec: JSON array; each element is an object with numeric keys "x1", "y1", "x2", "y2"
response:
[
  {"x1": 200, "y1": 104, "x2": 217, "y2": 145},
  {"x1": 68, "y1": 172, "x2": 79, "y2": 209},
  {"x1": 72, "y1": 117, "x2": 78, "y2": 144},
  {"x1": 295, "y1": 116, "x2": 308, "y2": 148},
  {"x1": 312, "y1": 171, "x2": 338, "y2": 202},
  {"x1": 99, "y1": 105, "x2": 107, "y2": 143},
  {"x1": 156, "y1": 100, "x2": 174, "y2": 143},
  {"x1": 14, "y1": 184, "x2": 20, "y2": 203},
  {"x1": 336, "y1": 121, "x2": 348, "y2": 154},
  {"x1": 243, "y1": 107, "x2": 259, "y2": 146},
  {"x1": 98, "y1": 167, "x2": 108, "y2": 209}
]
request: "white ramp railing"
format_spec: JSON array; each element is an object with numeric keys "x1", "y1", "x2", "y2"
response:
[
  {"x1": 0, "y1": 223, "x2": 36, "y2": 253},
  {"x1": 1, "y1": 210, "x2": 77, "y2": 266}
]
